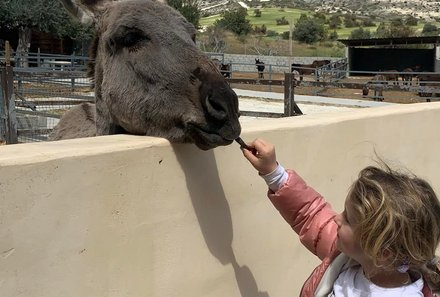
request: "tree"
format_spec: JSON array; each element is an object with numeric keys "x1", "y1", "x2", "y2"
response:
[
  {"x1": 254, "y1": 9, "x2": 262, "y2": 17},
  {"x1": 167, "y1": 0, "x2": 201, "y2": 29},
  {"x1": 313, "y1": 12, "x2": 326, "y2": 22},
  {"x1": 199, "y1": 26, "x2": 227, "y2": 52},
  {"x1": 293, "y1": 14, "x2": 326, "y2": 44},
  {"x1": 0, "y1": 0, "x2": 92, "y2": 59},
  {"x1": 350, "y1": 27, "x2": 371, "y2": 39},
  {"x1": 405, "y1": 16, "x2": 418, "y2": 26},
  {"x1": 422, "y1": 23, "x2": 439, "y2": 36},
  {"x1": 328, "y1": 15, "x2": 342, "y2": 29},
  {"x1": 361, "y1": 18, "x2": 375, "y2": 27},
  {"x1": 214, "y1": 8, "x2": 252, "y2": 36},
  {"x1": 388, "y1": 22, "x2": 415, "y2": 37},
  {"x1": 375, "y1": 22, "x2": 388, "y2": 38},
  {"x1": 375, "y1": 21, "x2": 415, "y2": 38},
  {"x1": 343, "y1": 14, "x2": 359, "y2": 28},
  {"x1": 329, "y1": 30, "x2": 339, "y2": 41}
]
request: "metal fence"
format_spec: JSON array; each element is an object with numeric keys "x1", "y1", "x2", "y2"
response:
[
  {"x1": 1, "y1": 52, "x2": 93, "y2": 144},
  {"x1": 2, "y1": 51, "x2": 439, "y2": 144}
]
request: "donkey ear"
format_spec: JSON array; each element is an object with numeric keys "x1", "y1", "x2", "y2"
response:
[
  {"x1": 59, "y1": 0, "x2": 114, "y2": 23},
  {"x1": 58, "y1": 0, "x2": 96, "y2": 24}
]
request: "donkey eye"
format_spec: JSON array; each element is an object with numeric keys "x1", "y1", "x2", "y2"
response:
[{"x1": 122, "y1": 31, "x2": 149, "y2": 48}]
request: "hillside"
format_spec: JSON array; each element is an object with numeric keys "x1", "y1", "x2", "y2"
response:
[
  {"x1": 308, "y1": 0, "x2": 440, "y2": 21},
  {"x1": 199, "y1": 0, "x2": 440, "y2": 21}
]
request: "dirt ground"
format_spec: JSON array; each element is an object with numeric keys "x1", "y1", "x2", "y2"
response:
[{"x1": 229, "y1": 72, "x2": 430, "y2": 104}]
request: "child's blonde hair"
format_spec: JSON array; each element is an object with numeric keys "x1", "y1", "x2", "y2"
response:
[{"x1": 347, "y1": 165, "x2": 440, "y2": 291}]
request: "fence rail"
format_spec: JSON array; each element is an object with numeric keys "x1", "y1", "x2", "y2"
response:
[
  {"x1": 0, "y1": 51, "x2": 89, "y2": 71},
  {"x1": 2, "y1": 51, "x2": 440, "y2": 144}
]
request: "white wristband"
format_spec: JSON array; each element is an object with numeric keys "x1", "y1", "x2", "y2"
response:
[{"x1": 261, "y1": 164, "x2": 288, "y2": 192}]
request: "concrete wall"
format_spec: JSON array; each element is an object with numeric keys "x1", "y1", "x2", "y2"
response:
[{"x1": 1, "y1": 103, "x2": 440, "y2": 297}]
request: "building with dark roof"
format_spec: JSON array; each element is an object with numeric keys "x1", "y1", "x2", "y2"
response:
[{"x1": 338, "y1": 36, "x2": 440, "y2": 73}]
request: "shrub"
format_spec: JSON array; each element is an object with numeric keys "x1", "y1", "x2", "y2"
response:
[
  {"x1": 276, "y1": 16, "x2": 289, "y2": 25},
  {"x1": 266, "y1": 30, "x2": 279, "y2": 37}
]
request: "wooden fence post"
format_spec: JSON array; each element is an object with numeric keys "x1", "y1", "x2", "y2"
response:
[
  {"x1": 284, "y1": 72, "x2": 303, "y2": 116},
  {"x1": 0, "y1": 65, "x2": 18, "y2": 144}
]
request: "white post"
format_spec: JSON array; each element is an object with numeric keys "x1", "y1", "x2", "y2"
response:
[{"x1": 288, "y1": 20, "x2": 295, "y2": 73}]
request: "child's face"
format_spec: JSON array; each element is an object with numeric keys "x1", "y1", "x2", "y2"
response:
[{"x1": 334, "y1": 199, "x2": 366, "y2": 263}]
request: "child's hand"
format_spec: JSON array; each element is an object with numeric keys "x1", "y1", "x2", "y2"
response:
[{"x1": 241, "y1": 138, "x2": 278, "y2": 175}]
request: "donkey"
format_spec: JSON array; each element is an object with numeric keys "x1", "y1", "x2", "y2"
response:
[
  {"x1": 401, "y1": 68, "x2": 414, "y2": 85},
  {"x1": 367, "y1": 74, "x2": 386, "y2": 101},
  {"x1": 255, "y1": 59, "x2": 265, "y2": 79},
  {"x1": 381, "y1": 70, "x2": 399, "y2": 85},
  {"x1": 220, "y1": 63, "x2": 231, "y2": 78},
  {"x1": 52, "y1": 0, "x2": 241, "y2": 150},
  {"x1": 291, "y1": 60, "x2": 330, "y2": 81}
]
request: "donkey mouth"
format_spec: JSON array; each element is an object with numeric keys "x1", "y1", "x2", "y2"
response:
[{"x1": 187, "y1": 123, "x2": 235, "y2": 150}]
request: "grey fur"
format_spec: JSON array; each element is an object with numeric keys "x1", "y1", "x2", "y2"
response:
[{"x1": 52, "y1": 0, "x2": 241, "y2": 150}]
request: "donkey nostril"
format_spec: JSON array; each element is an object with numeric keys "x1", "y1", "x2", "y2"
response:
[
  {"x1": 206, "y1": 95, "x2": 227, "y2": 121},
  {"x1": 209, "y1": 96, "x2": 223, "y2": 111},
  {"x1": 192, "y1": 67, "x2": 201, "y2": 77}
]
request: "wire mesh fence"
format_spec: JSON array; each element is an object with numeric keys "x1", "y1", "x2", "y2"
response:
[
  {"x1": 1, "y1": 52, "x2": 94, "y2": 144},
  {"x1": 14, "y1": 67, "x2": 94, "y2": 142}
]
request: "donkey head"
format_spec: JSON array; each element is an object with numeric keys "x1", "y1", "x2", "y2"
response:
[{"x1": 59, "y1": 0, "x2": 241, "y2": 150}]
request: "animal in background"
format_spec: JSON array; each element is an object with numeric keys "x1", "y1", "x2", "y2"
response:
[
  {"x1": 291, "y1": 60, "x2": 331, "y2": 81},
  {"x1": 220, "y1": 63, "x2": 231, "y2": 78},
  {"x1": 255, "y1": 58, "x2": 265, "y2": 79},
  {"x1": 381, "y1": 70, "x2": 399, "y2": 85}
]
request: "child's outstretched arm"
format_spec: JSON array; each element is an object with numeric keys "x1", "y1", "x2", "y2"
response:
[{"x1": 240, "y1": 137, "x2": 338, "y2": 259}]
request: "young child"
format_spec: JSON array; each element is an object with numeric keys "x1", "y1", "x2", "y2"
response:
[{"x1": 241, "y1": 138, "x2": 440, "y2": 297}]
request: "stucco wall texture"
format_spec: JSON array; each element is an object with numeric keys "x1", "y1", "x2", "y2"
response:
[{"x1": 1, "y1": 102, "x2": 440, "y2": 297}]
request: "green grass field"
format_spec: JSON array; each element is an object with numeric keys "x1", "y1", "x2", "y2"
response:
[
  {"x1": 199, "y1": 7, "x2": 440, "y2": 39},
  {"x1": 200, "y1": 8, "x2": 313, "y2": 34},
  {"x1": 198, "y1": 7, "x2": 440, "y2": 56}
]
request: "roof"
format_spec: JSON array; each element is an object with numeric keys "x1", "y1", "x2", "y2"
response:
[{"x1": 337, "y1": 36, "x2": 440, "y2": 47}]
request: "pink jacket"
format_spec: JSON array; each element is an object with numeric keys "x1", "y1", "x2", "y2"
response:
[{"x1": 268, "y1": 170, "x2": 434, "y2": 297}]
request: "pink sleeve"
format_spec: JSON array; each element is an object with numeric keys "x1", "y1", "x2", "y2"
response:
[{"x1": 268, "y1": 170, "x2": 338, "y2": 260}]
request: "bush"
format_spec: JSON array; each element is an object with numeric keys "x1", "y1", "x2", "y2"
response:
[
  {"x1": 254, "y1": 24, "x2": 267, "y2": 34},
  {"x1": 405, "y1": 16, "x2": 418, "y2": 26},
  {"x1": 422, "y1": 23, "x2": 439, "y2": 35},
  {"x1": 329, "y1": 15, "x2": 342, "y2": 29},
  {"x1": 266, "y1": 30, "x2": 279, "y2": 37},
  {"x1": 276, "y1": 16, "x2": 289, "y2": 25},
  {"x1": 344, "y1": 15, "x2": 359, "y2": 28},
  {"x1": 254, "y1": 9, "x2": 262, "y2": 17},
  {"x1": 350, "y1": 27, "x2": 371, "y2": 39},
  {"x1": 361, "y1": 18, "x2": 375, "y2": 27},
  {"x1": 329, "y1": 30, "x2": 339, "y2": 41}
]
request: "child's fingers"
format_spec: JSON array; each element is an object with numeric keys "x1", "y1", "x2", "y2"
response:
[{"x1": 242, "y1": 147, "x2": 258, "y2": 161}]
